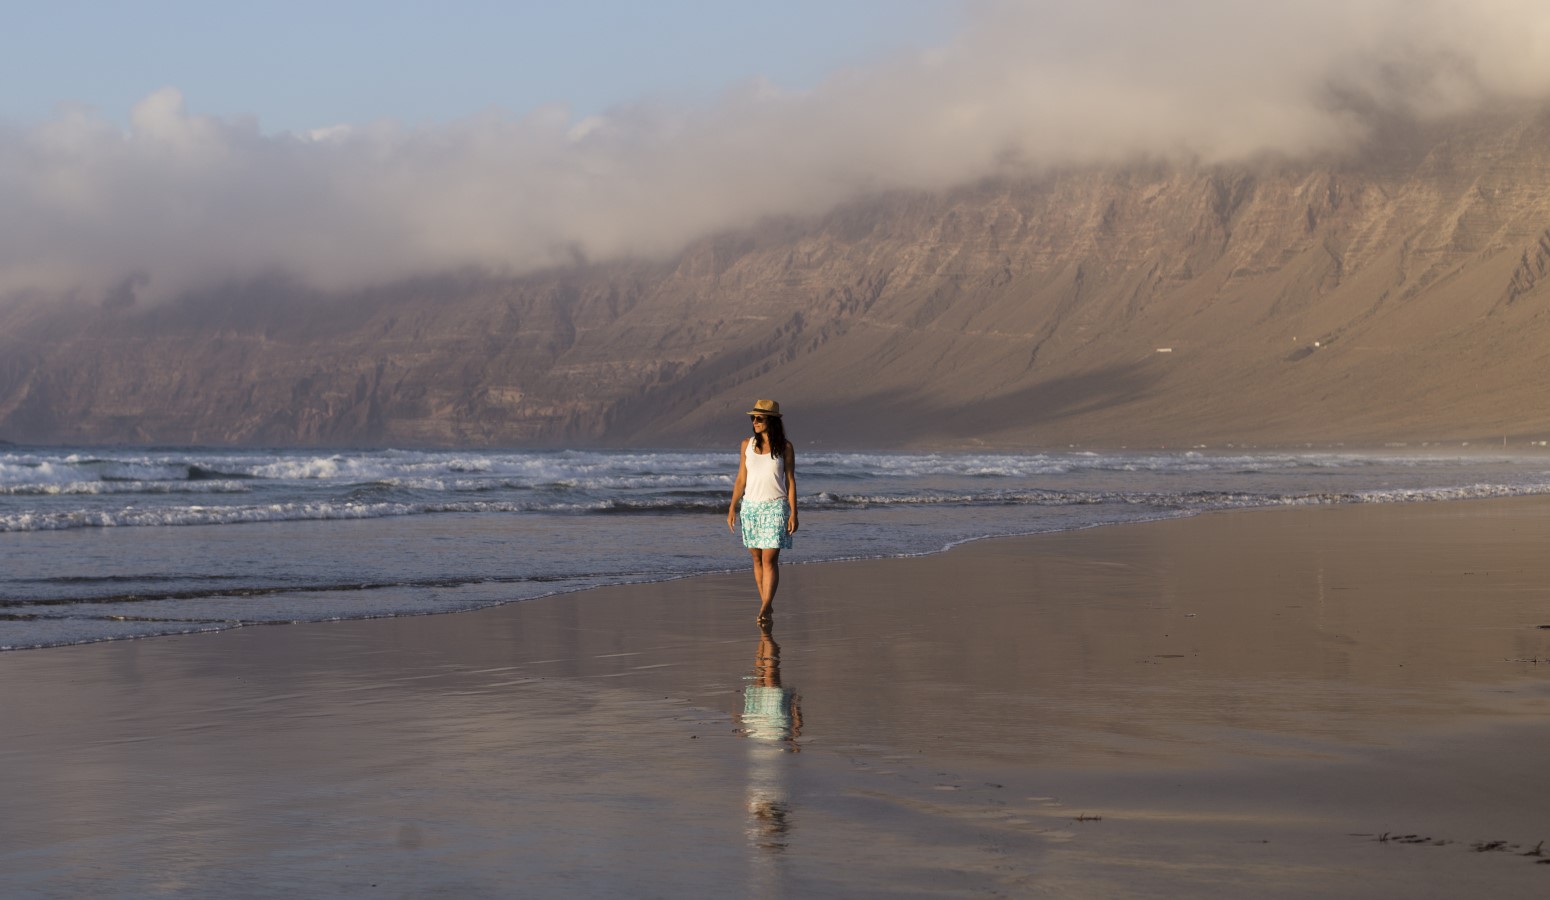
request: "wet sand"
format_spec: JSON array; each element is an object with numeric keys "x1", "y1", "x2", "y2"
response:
[{"x1": 3, "y1": 498, "x2": 1550, "y2": 897}]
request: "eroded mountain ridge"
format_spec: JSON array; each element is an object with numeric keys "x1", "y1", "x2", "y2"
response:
[{"x1": 4, "y1": 106, "x2": 1550, "y2": 449}]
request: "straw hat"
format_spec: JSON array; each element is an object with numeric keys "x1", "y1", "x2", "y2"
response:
[{"x1": 745, "y1": 399, "x2": 782, "y2": 418}]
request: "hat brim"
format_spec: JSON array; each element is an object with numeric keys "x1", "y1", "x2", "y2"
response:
[{"x1": 746, "y1": 410, "x2": 781, "y2": 417}]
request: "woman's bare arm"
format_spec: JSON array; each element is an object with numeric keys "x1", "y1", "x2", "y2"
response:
[
  {"x1": 727, "y1": 437, "x2": 750, "y2": 533},
  {"x1": 784, "y1": 442, "x2": 798, "y2": 534}
]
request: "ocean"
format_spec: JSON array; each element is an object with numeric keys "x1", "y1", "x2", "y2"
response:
[{"x1": 4, "y1": 445, "x2": 1550, "y2": 650}]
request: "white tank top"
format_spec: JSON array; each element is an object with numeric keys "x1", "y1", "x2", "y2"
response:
[{"x1": 742, "y1": 439, "x2": 787, "y2": 504}]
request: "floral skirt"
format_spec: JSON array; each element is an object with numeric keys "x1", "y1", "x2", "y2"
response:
[{"x1": 740, "y1": 498, "x2": 793, "y2": 550}]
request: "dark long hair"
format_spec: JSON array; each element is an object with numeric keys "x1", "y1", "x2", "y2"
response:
[{"x1": 753, "y1": 415, "x2": 788, "y2": 460}]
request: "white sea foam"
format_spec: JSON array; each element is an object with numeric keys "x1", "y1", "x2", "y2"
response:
[
  {"x1": 196, "y1": 450, "x2": 734, "y2": 485},
  {"x1": 0, "y1": 499, "x2": 541, "y2": 532},
  {"x1": 798, "y1": 450, "x2": 1532, "y2": 479},
  {"x1": 379, "y1": 472, "x2": 733, "y2": 492}
]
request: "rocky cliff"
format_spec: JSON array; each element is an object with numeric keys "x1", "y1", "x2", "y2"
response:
[{"x1": 6, "y1": 104, "x2": 1550, "y2": 450}]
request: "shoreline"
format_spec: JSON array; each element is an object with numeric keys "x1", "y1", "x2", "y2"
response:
[
  {"x1": 4, "y1": 497, "x2": 1550, "y2": 896},
  {"x1": 9, "y1": 484, "x2": 1550, "y2": 654}
]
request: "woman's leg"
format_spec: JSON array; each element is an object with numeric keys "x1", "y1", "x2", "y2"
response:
[
  {"x1": 755, "y1": 548, "x2": 780, "y2": 620},
  {"x1": 748, "y1": 548, "x2": 766, "y2": 598}
]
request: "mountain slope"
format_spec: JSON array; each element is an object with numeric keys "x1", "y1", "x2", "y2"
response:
[{"x1": 5, "y1": 105, "x2": 1550, "y2": 449}]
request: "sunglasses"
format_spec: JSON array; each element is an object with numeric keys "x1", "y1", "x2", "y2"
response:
[{"x1": 749, "y1": 415, "x2": 770, "y2": 422}]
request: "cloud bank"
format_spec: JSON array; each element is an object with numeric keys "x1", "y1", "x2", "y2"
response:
[{"x1": 4, "y1": 0, "x2": 1550, "y2": 303}]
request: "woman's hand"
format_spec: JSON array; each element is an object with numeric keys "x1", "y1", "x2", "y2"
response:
[
  {"x1": 727, "y1": 507, "x2": 738, "y2": 533},
  {"x1": 787, "y1": 511, "x2": 799, "y2": 534}
]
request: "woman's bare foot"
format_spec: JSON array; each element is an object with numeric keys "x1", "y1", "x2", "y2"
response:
[{"x1": 756, "y1": 604, "x2": 773, "y2": 624}]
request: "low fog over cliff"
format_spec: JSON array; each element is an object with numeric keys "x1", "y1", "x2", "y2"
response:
[
  {"x1": 7, "y1": 100, "x2": 1550, "y2": 449},
  {"x1": 6, "y1": 0, "x2": 1550, "y2": 304},
  {"x1": 6, "y1": 1, "x2": 1550, "y2": 449}
]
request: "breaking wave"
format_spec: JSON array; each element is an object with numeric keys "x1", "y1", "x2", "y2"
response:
[
  {"x1": 7, "y1": 444, "x2": 1550, "y2": 650},
  {"x1": 0, "y1": 480, "x2": 251, "y2": 497},
  {"x1": 7, "y1": 478, "x2": 1550, "y2": 532}
]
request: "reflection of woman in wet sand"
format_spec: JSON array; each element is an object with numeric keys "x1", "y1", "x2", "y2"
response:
[
  {"x1": 740, "y1": 622, "x2": 802, "y2": 858},
  {"x1": 726, "y1": 400, "x2": 798, "y2": 623},
  {"x1": 742, "y1": 623, "x2": 802, "y2": 746}
]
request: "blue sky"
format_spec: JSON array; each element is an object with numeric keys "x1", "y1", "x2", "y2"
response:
[{"x1": 1, "y1": 0, "x2": 963, "y2": 133}]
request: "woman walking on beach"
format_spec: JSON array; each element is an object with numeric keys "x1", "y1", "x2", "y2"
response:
[{"x1": 727, "y1": 399, "x2": 798, "y2": 623}]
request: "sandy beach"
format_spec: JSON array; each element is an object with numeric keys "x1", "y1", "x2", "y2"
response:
[{"x1": 4, "y1": 497, "x2": 1550, "y2": 898}]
